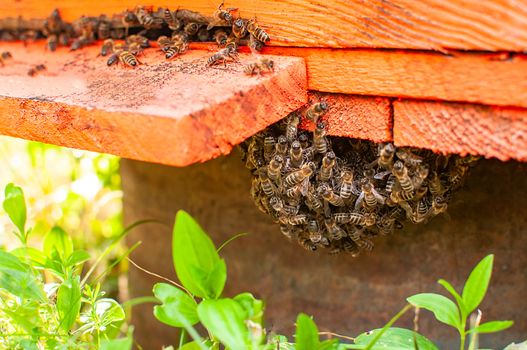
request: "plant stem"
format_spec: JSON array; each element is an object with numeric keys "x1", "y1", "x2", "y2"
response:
[
  {"x1": 364, "y1": 304, "x2": 412, "y2": 350},
  {"x1": 459, "y1": 332, "x2": 466, "y2": 350},
  {"x1": 178, "y1": 328, "x2": 187, "y2": 349}
]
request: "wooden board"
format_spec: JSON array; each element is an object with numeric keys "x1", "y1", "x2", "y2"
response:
[
  {"x1": 1, "y1": 0, "x2": 527, "y2": 51},
  {"x1": 394, "y1": 100, "x2": 527, "y2": 162},
  {"x1": 0, "y1": 42, "x2": 307, "y2": 166}
]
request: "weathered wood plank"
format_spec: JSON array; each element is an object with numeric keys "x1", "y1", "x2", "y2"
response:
[
  {"x1": 1, "y1": 0, "x2": 527, "y2": 51},
  {"x1": 394, "y1": 100, "x2": 527, "y2": 161},
  {"x1": 0, "y1": 42, "x2": 307, "y2": 166},
  {"x1": 212, "y1": 44, "x2": 527, "y2": 108}
]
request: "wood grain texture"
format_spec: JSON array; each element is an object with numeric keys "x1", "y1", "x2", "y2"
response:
[
  {"x1": 1, "y1": 0, "x2": 527, "y2": 51},
  {"x1": 394, "y1": 100, "x2": 527, "y2": 161},
  {"x1": 0, "y1": 42, "x2": 307, "y2": 166},
  {"x1": 301, "y1": 92, "x2": 392, "y2": 142},
  {"x1": 193, "y1": 44, "x2": 527, "y2": 108}
]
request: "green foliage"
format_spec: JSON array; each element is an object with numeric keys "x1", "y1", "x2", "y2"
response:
[
  {"x1": 0, "y1": 183, "x2": 130, "y2": 349},
  {"x1": 153, "y1": 211, "x2": 522, "y2": 350}
]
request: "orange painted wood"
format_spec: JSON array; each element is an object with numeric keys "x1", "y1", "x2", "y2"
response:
[
  {"x1": 1, "y1": 0, "x2": 527, "y2": 51},
  {"x1": 260, "y1": 47, "x2": 527, "y2": 108},
  {"x1": 301, "y1": 92, "x2": 392, "y2": 143},
  {"x1": 394, "y1": 100, "x2": 527, "y2": 162},
  {"x1": 0, "y1": 42, "x2": 307, "y2": 166}
]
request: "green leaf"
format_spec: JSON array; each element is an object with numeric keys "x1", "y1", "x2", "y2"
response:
[
  {"x1": 96, "y1": 298, "x2": 126, "y2": 326},
  {"x1": 197, "y1": 298, "x2": 250, "y2": 350},
  {"x1": 44, "y1": 226, "x2": 74, "y2": 261},
  {"x1": 3, "y1": 183, "x2": 27, "y2": 238},
  {"x1": 234, "y1": 292, "x2": 265, "y2": 324},
  {"x1": 503, "y1": 341, "x2": 527, "y2": 350},
  {"x1": 467, "y1": 320, "x2": 513, "y2": 334},
  {"x1": 180, "y1": 341, "x2": 205, "y2": 350},
  {"x1": 153, "y1": 283, "x2": 199, "y2": 328},
  {"x1": 65, "y1": 250, "x2": 91, "y2": 267},
  {"x1": 100, "y1": 336, "x2": 133, "y2": 350},
  {"x1": 355, "y1": 327, "x2": 439, "y2": 350},
  {"x1": 462, "y1": 255, "x2": 494, "y2": 315},
  {"x1": 57, "y1": 274, "x2": 82, "y2": 332},
  {"x1": 438, "y1": 279, "x2": 466, "y2": 317},
  {"x1": 407, "y1": 293, "x2": 461, "y2": 329},
  {"x1": 172, "y1": 210, "x2": 226, "y2": 299},
  {"x1": 295, "y1": 313, "x2": 320, "y2": 350},
  {"x1": 10, "y1": 247, "x2": 47, "y2": 268},
  {"x1": 319, "y1": 339, "x2": 340, "y2": 350},
  {"x1": 0, "y1": 251, "x2": 46, "y2": 301}
]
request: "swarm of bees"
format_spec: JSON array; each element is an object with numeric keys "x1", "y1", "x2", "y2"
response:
[
  {"x1": 240, "y1": 102, "x2": 479, "y2": 255},
  {"x1": 0, "y1": 4, "x2": 271, "y2": 68}
]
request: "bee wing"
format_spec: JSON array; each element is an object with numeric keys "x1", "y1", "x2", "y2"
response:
[
  {"x1": 354, "y1": 192, "x2": 364, "y2": 211},
  {"x1": 374, "y1": 170, "x2": 391, "y2": 180}
]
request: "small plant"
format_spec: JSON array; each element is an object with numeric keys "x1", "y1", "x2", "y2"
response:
[
  {"x1": 0, "y1": 183, "x2": 132, "y2": 349},
  {"x1": 153, "y1": 210, "x2": 522, "y2": 350}
]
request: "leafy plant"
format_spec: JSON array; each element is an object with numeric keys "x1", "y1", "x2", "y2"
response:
[
  {"x1": 152, "y1": 210, "x2": 522, "y2": 350},
  {"x1": 0, "y1": 183, "x2": 132, "y2": 349}
]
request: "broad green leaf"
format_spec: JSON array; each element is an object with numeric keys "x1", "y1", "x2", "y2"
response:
[
  {"x1": 355, "y1": 327, "x2": 439, "y2": 350},
  {"x1": 197, "y1": 298, "x2": 250, "y2": 350},
  {"x1": 0, "y1": 251, "x2": 46, "y2": 301},
  {"x1": 2, "y1": 303, "x2": 42, "y2": 335},
  {"x1": 438, "y1": 279, "x2": 466, "y2": 316},
  {"x1": 180, "y1": 342, "x2": 205, "y2": 350},
  {"x1": 234, "y1": 292, "x2": 265, "y2": 324},
  {"x1": 407, "y1": 293, "x2": 460, "y2": 329},
  {"x1": 10, "y1": 247, "x2": 47, "y2": 268},
  {"x1": 100, "y1": 336, "x2": 133, "y2": 350},
  {"x1": 96, "y1": 298, "x2": 126, "y2": 326},
  {"x1": 66, "y1": 250, "x2": 91, "y2": 267},
  {"x1": 503, "y1": 341, "x2": 527, "y2": 350},
  {"x1": 19, "y1": 339, "x2": 38, "y2": 350},
  {"x1": 57, "y1": 275, "x2": 82, "y2": 332},
  {"x1": 80, "y1": 298, "x2": 126, "y2": 337},
  {"x1": 319, "y1": 339, "x2": 340, "y2": 350},
  {"x1": 172, "y1": 210, "x2": 225, "y2": 299},
  {"x1": 462, "y1": 255, "x2": 494, "y2": 315},
  {"x1": 153, "y1": 283, "x2": 199, "y2": 327},
  {"x1": 44, "y1": 226, "x2": 74, "y2": 261},
  {"x1": 467, "y1": 320, "x2": 513, "y2": 334},
  {"x1": 3, "y1": 183, "x2": 27, "y2": 237},
  {"x1": 295, "y1": 313, "x2": 320, "y2": 350}
]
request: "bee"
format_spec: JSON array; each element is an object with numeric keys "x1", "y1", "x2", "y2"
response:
[
  {"x1": 232, "y1": 18, "x2": 248, "y2": 38},
  {"x1": 127, "y1": 34, "x2": 150, "y2": 48},
  {"x1": 449, "y1": 164, "x2": 468, "y2": 189},
  {"x1": 208, "y1": 2, "x2": 238, "y2": 30},
  {"x1": 284, "y1": 113, "x2": 300, "y2": 142},
  {"x1": 275, "y1": 135, "x2": 288, "y2": 156},
  {"x1": 225, "y1": 34, "x2": 239, "y2": 51},
  {"x1": 285, "y1": 184, "x2": 303, "y2": 200},
  {"x1": 307, "y1": 219, "x2": 322, "y2": 243},
  {"x1": 244, "y1": 58, "x2": 274, "y2": 76},
  {"x1": 319, "y1": 151, "x2": 336, "y2": 182},
  {"x1": 410, "y1": 199, "x2": 429, "y2": 224},
  {"x1": 119, "y1": 50, "x2": 139, "y2": 67},
  {"x1": 171, "y1": 32, "x2": 189, "y2": 53},
  {"x1": 58, "y1": 33, "x2": 70, "y2": 46},
  {"x1": 249, "y1": 34, "x2": 265, "y2": 52},
  {"x1": 269, "y1": 196, "x2": 284, "y2": 213},
  {"x1": 305, "y1": 187, "x2": 324, "y2": 213},
  {"x1": 0, "y1": 51, "x2": 12, "y2": 66},
  {"x1": 429, "y1": 196, "x2": 448, "y2": 217},
  {"x1": 46, "y1": 34, "x2": 58, "y2": 51},
  {"x1": 197, "y1": 27, "x2": 210, "y2": 42},
  {"x1": 121, "y1": 10, "x2": 138, "y2": 36},
  {"x1": 43, "y1": 9, "x2": 63, "y2": 35},
  {"x1": 107, "y1": 52, "x2": 120, "y2": 66},
  {"x1": 285, "y1": 162, "x2": 315, "y2": 187},
  {"x1": 184, "y1": 22, "x2": 200, "y2": 36},
  {"x1": 288, "y1": 214, "x2": 308, "y2": 225},
  {"x1": 135, "y1": 6, "x2": 163, "y2": 29},
  {"x1": 206, "y1": 47, "x2": 239, "y2": 67},
  {"x1": 100, "y1": 39, "x2": 115, "y2": 56},
  {"x1": 97, "y1": 20, "x2": 111, "y2": 40},
  {"x1": 164, "y1": 8, "x2": 182, "y2": 31},
  {"x1": 339, "y1": 169, "x2": 354, "y2": 199},
  {"x1": 157, "y1": 35, "x2": 173, "y2": 52},
  {"x1": 385, "y1": 174, "x2": 396, "y2": 193},
  {"x1": 341, "y1": 239, "x2": 360, "y2": 256},
  {"x1": 350, "y1": 228, "x2": 373, "y2": 251},
  {"x1": 314, "y1": 122, "x2": 329, "y2": 154},
  {"x1": 27, "y1": 64, "x2": 46, "y2": 77},
  {"x1": 259, "y1": 171, "x2": 276, "y2": 197},
  {"x1": 110, "y1": 28, "x2": 126, "y2": 39},
  {"x1": 333, "y1": 212, "x2": 366, "y2": 225},
  {"x1": 263, "y1": 136, "x2": 275, "y2": 161},
  {"x1": 377, "y1": 143, "x2": 395, "y2": 169},
  {"x1": 324, "y1": 218, "x2": 346, "y2": 240},
  {"x1": 247, "y1": 18, "x2": 270, "y2": 43},
  {"x1": 289, "y1": 141, "x2": 303, "y2": 168},
  {"x1": 412, "y1": 164, "x2": 429, "y2": 190},
  {"x1": 428, "y1": 172, "x2": 445, "y2": 197},
  {"x1": 389, "y1": 187, "x2": 415, "y2": 203},
  {"x1": 355, "y1": 180, "x2": 384, "y2": 211},
  {"x1": 305, "y1": 101, "x2": 328, "y2": 123},
  {"x1": 280, "y1": 224, "x2": 296, "y2": 240},
  {"x1": 165, "y1": 47, "x2": 180, "y2": 59},
  {"x1": 128, "y1": 42, "x2": 144, "y2": 56},
  {"x1": 298, "y1": 133, "x2": 309, "y2": 149},
  {"x1": 299, "y1": 238, "x2": 317, "y2": 251},
  {"x1": 70, "y1": 36, "x2": 92, "y2": 51},
  {"x1": 392, "y1": 161, "x2": 414, "y2": 193},
  {"x1": 318, "y1": 184, "x2": 345, "y2": 207},
  {"x1": 214, "y1": 29, "x2": 228, "y2": 47},
  {"x1": 396, "y1": 149, "x2": 423, "y2": 168},
  {"x1": 267, "y1": 154, "x2": 283, "y2": 181}
]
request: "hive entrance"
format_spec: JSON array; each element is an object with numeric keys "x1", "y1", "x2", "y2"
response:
[{"x1": 241, "y1": 106, "x2": 478, "y2": 255}]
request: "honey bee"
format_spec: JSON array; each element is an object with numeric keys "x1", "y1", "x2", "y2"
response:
[
  {"x1": 355, "y1": 180, "x2": 384, "y2": 211},
  {"x1": 46, "y1": 34, "x2": 58, "y2": 51},
  {"x1": 318, "y1": 184, "x2": 345, "y2": 207},
  {"x1": 244, "y1": 58, "x2": 274, "y2": 76},
  {"x1": 247, "y1": 17, "x2": 270, "y2": 43},
  {"x1": 0, "y1": 51, "x2": 12, "y2": 66},
  {"x1": 319, "y1": 151, "x2": 336, "y2": 182},
  {"x1": 197, "y1": 27, "x2": 210, "y2": 42},
  {"x1": 333, "y1": 212, "x2": 366, "y2": 225},
  {"x1": 127, "y1": 34, "x2": 150, "y2": 48},
  {"x1": 285, "y1": 114, "x2": 300, "y2": 142},
  {"x1": 315, "y1": 122, "x2": 331, "y2": 154},
  {"x1": 118, "y1": 50, "x2": 140, "y2": 67},
  {"x1": 249, "y1": 34, "x2": 265, "y2": 52},
  {"x1": 285, "y1": 162, "x2": 315, "y2": 187},
  {"x1": 410, "y1": 199, "x2": 429, "y2": 224},
  {"x1": 208, "y1": 2, "x2": 238, "y2": 30},
  {"x1": 232, "y1": 18, "x2": 248, "y2": 38},
  {"x1": 426, "y1": 196, "x2": 448, "y2": 220},
  {"x1": 70, "y1": 36, "x2": 92, "y2": 51},
  {"x1": 206, "y1": 47, "x2": 239, "y2": 67},
  {"x1": 157, "y1": 36, "x2": 172, "y2": 52},
  {"x1": 305, "y1": 101, "x2": 328, "y2": 123},
  {"x1": 259, "y1": 171, "x2": 276, "y2": 197},
  {"x1": 288, "y1": 214, "x2": 308, "y2": 225},
  {"x1": 121, "y1": 10, "x2": 139, "y2": 36},
  {"x1": 428, "y1": 172, "x2": 445, "y2": 197},
  {"x1": 27, "y1": 64, "x2": 46, "y2": 77},
  {"x1": 305, "y1": 187, "x2": 323, "y2": 213},
  {"x1": 164, "y1": 8, "x2": 182, "y2": 31},
  {"x1": 448, "y1": 164, "x2": 468, "y2": 189},
  {"x1": 285, "y1": 184, "x2": 303, "y2": 200},
  {"x1": 289, "y1": 141, "x2": 303, "y2": 168},
  {"x1": 396, "y1": 149, "x2": 423, "y2": 168},
  {"x1": 184, "y1": 22, "x2": 200, "y2": 36},
  {"x1": 324, "y1": 218, "x2": 346, "y2": 240},
  {"x1": 299, "y1": 238, "x2": 317, "y2": 251},
  {"x1": 128, "y1": 42, "x2": 144, "y2": 56},
  {"x1": 392, "y1": 161, "x2": 414, "y2": 193},
  {"x1": 412, "y1": 164, "x2": 429, "y2": 190},
  {"x1": 307, "y1": 219, "x2": 322, "y2": 243},
  {"x1": 263, "y1": 136, "x2": 275, "y2": 161},
  {"x1": 213, "y1": 29, "x2": 228, "y2": 47},
  {"x1": 269, "y1": 196, "x2": 284, "y2": 213},
  {"x1": 97, "y1": 20, "x2": 111, "y2": 40},
  {"x1": 100, "y1": 39, "x2": 115, "y2": 56},
  {"x1": 298, "y1": 133, "x2": 309, "y2": 149},
  {"x1": 171, "y1": 32, "x2": 189, "y2": 53},
  {"x1": 389, "y1": 187, "x2": 415, "y2": 203},
  {"x1": 377, "y1": 143, "x2": 395, "y2": 169},
  {"x1": 339, "y1": 169, "x2": 354, "y2": 199},
  {"x1": 135, "y1": 6, "x2": 163, "y2": 29},
  {"x1": 225, "y1": 33, "x2": 239, "y2": 51},
  {"x1": 280, "y1": 224, "x2": 296, "y2": 240},
  {"x1": 267, "y1": 154, "x2": 283, "y2": 181},
  {"x1": 341, "y1": 239, "x2": 360, "y2": 256},
  {"x1": 275, "y1": 135, "x2": 288, "y2": 156}
]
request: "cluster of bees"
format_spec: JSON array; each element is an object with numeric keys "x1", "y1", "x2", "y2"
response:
[
  {"x1": 240, "y1": 102, "x2": 479, "y2": 255},
  {"x1": 0, "y1": 4, "x2": 271, "y2": 69}
]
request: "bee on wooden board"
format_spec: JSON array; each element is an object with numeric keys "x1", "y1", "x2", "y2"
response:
[
  {"x1": 0, "y1": 51, "x2": 12, "y2": 66},
  {"x1": 244, "y1": 57, "x2": 274, "y2": 76},
  {"x1": 208, "y1": 2, "x2": 238, "y2": 30},
  {"x1": 206, "y1": 46, "x2": 239, "y2": 67},
  {"x1": 247, "y1": 17, "x2": 270, "y2": 43},
  {"x1": 27, "y1": 64, "x2": 46, "y2": 76}
]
